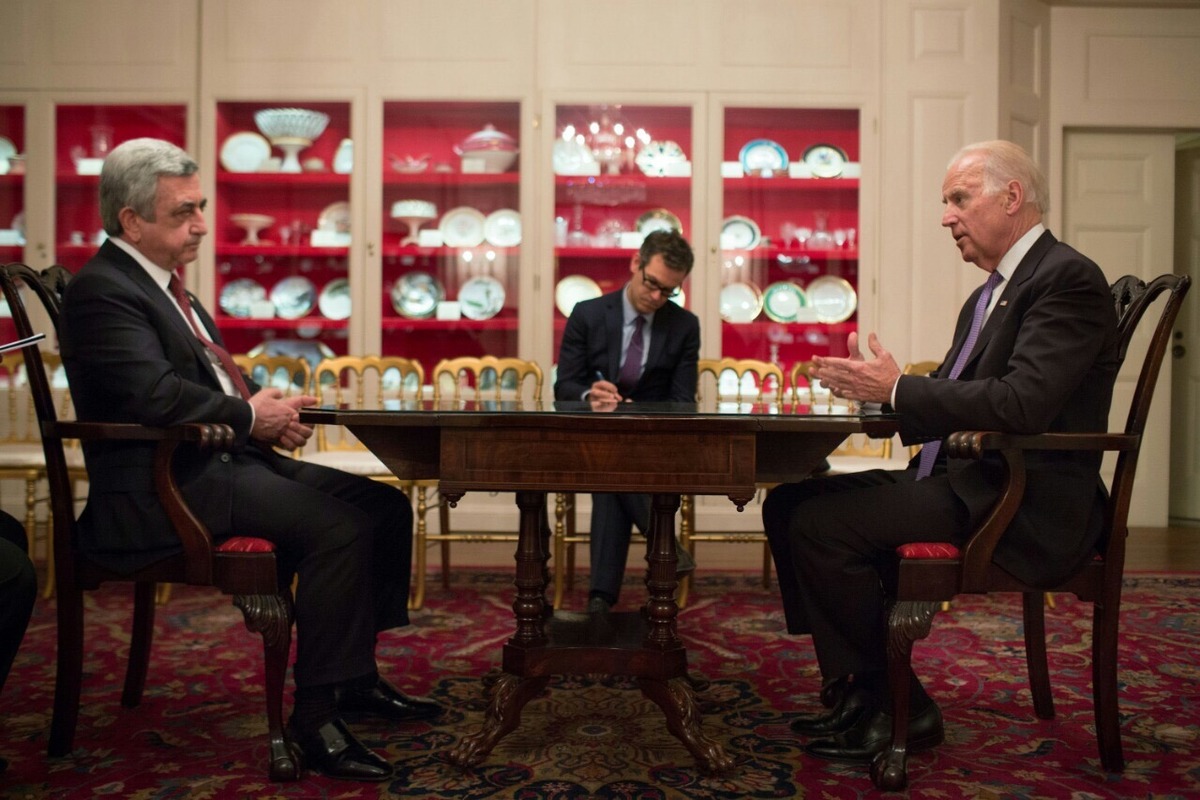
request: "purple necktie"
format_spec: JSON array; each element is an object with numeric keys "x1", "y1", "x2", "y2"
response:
[
  {"x1": 169, "y1": 272, "x2": 252, "y2": 400},
  {"x1": 617, "y1": 314, "x2": 645, "y2": 395},
  {"x1": 915, "y1": 270, "x2": 1004, "y2": 479}
]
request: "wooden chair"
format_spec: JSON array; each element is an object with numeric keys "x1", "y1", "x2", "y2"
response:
[
  {"x1": 871, "y1": 273, "x2": 1191, "y2": 791},
  {"x1": 414, "y1": 355, "x2": 543, "y2": 609},
  {"x1": 0, "y1": 262, "x2": 300, "y2": 781},
  {"x1": 676, "y1": 357, "x2": 785, "y2": 606}
]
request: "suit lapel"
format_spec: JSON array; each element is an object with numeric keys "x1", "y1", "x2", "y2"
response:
[
  {"x1": 958, "y1": 230, "x2": 1057, "y2": 372},
  {"x1": 102, "y1": 242, "x2": 223, "y2": 387},
  {"x1": 603, "y1": 293, "x2": 624, "y2": 380}
]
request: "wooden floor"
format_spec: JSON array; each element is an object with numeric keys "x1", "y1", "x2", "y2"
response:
[{"x1": 1127, "y1": 524, "x2": 1200, "y2": 570}]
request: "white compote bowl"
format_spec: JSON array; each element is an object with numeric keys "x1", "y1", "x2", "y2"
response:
[
  {"x1": 230, "y1": 213, "x2": 275, "y2": 245},
  {"x1": 391, "y1": 200, "x2": 437, "y2": 246}
]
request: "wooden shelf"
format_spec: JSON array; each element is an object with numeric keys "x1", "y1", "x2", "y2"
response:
[
  {"x1": 217, "y1": 244, "x2": 350, "y2": 258},
  {"x1": 383, "y1": 172, "x2": 518, "y2": 187},
  {"x1": 381, "y1": 316, "x2": 518, "y2": 331},
  {"x1": 217, "y1": 317, "x2": 348, "y2": 330}
]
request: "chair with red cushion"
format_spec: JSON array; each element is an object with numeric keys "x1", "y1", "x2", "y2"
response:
[
  {"x1": 0, "y1": 262, "x2": 300, "y2": 782},
  {"x1": 871, "y1": 273, "x2": 1190, "y2": 790}
]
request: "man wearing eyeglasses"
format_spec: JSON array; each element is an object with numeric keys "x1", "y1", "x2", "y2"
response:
[{"x1": 554, "y1": 230, "x2": 701, "y2": 614}]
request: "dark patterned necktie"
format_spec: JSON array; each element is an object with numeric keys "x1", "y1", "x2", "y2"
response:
[
  {"x1": 617, "y1": 314, "x2": 645, "y2": 395},
  {"x1": 915, "y1": 270, "x2": 1004, "y2": 479},
  {"x1": 168, "y1": 272, "x2": 251, "y2": 400}
]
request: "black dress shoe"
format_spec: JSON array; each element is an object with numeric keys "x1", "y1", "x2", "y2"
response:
[
  {"x1": 337, "y1": 678, "x2": 443, "y2": 723},
  {"x1": 790, "y1": 684, "x2": 874, "y2": 737},
  {"x1": 804, "y1": 702, "x2": 944, "y2": 763},
  {"x1": 288, "y1": 717, "x2": 393, "y2": 782}
]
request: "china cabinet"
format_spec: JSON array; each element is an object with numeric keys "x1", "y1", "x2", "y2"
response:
[
  {"x1": 718, "y1": 106, "x2": 860, "y2": 367},
  {"x1": 53, "y1": 104, "x2": 188, "y2": 271},
  {"x1": 211, "y1": 101, "x2": 351, "y2": 360},
  {"x1": 379, "y1": 101, "x2": 522, "y2": 366},
  {"x1": 551, "y1": 103, "x2": 694, "y2": 361},
  {"x1": 0, "y1": 104, "x2": 24, "y2": 342}
]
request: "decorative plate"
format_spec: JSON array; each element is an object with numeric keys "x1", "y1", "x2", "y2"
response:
[
  {"x1": 318, "y1": 278, "x2": 351, "y2": 320},
  {"x1": 634, "y1": 140, "x2": 687, "y2": 176},
  {"x1": 0, "y1": 136, "x2": 15, "y2": 175},
  {"x1": 719, "y1": 281, "x2": 763, "y2": 324},
  {"x1": 391, "y1": 271, "x2": 445, "y2": 319},
  {"x1": 554, "y1": 275, "x2": 602, "y2": 317},
  {"x1": 803, "y1": 144, "x2": 849, "y2": 178},
  {"x1": 763, "y1": 281, "x2": 808, "y2": 323},
  {"x1": 635, "y1": 208, "x2": 683, "y2": 236},
  {"x1": 439, "y1": 206, "x2": 487, "y2": 248},
  {"x1": 270, "y1": 276, "x2": 317, "y2": 319},
  {"x1": 552, "y1": 139, "x2": 598, "y2": 175},
  {"x1": 218, "y1": 278, "x2": 266, "y2": 318},
  {"x1": 483, "y1": 209, "x2": 522, "y2": 247},
  {"x1": 720, "y1": 215, "x2": 761, "y2": 250},
  {"x1": 219, "y1": 131, "x2": 271, "y2": 173},
  {"x1": 458, "y1": 276, "x2": 506, "y2": 321},
  {"x1": 806, "y1": 275, "x2": 858, "y2": 323},
  {"x1": 317, "y1": 201, "x2": 351, "y2": 233},
  {"x1": 738, "y1": 139, "x2": 789, "y2": 173}
]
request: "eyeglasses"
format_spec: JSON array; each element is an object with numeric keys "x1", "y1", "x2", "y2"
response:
[{"x1": 639, "y1": 267, "x2": 682, "y2": 299}]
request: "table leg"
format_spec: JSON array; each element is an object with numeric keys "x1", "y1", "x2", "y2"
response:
[
  {"x1": 511, "y1": 490, "x2": 548, "y2": 647},
  {"x1": 639, "y1": 676, "x2": 735, "y2": 775},
  {"x1": 643, "y1": 492, "x2": 681, "y2": 649},
  {"x1": 448, "y1": 672, "x2": 552, "y2": 769}
]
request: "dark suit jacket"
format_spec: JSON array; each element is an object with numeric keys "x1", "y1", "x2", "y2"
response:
[
  {"x1": 894, "y1": 230, "x2": 1120, "y2": 586},
  {"x1": 554, "y1": 287, "x2": 700, "y2": 402},
  {"x1": 60, "y1": 240, "x2": 266, "y2": 571}
]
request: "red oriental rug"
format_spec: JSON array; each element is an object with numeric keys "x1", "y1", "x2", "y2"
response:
[{"x1": 1, "y1": 571, "x2": 1198, "y2": 799}]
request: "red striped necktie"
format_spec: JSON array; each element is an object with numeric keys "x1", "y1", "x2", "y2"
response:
[{"x1": 168, "y1": 271, "x2": 251, "y2": 400}]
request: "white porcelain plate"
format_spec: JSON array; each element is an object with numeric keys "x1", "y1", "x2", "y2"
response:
[
  {"x1": 719, "y1": 281, "x2": 763, "y2": 324},
  {"x1": 554, "y1": 275, "x2": 602, "y2": 317},
  {"x1": 634, "y1": 140, "x2": 687, "y2": 176},
  {"x1": 219, "y1": 131, "x2": 271, "y2": 173},
  {"x1": 806, "y1": 275, "x2": 858, "y2": 323},
  {"x1": 635, "y1": 208, "x2": 683, "y2": 237},
  {"x1": 720, "y1": 215, "x2": 761, "y2": 250},
  {"x1": 317, "y1": 201, "x2": 351, "y2": 233},
  {"x1": 218, "y1": 278, "x2": 266, "y2": 318},
  {"x1": 270, "y1": 276, "x2": 317, "y2": 320},
  {"x1": 391, "y1": 271, "x2": 445, "y2": 319},
  {"x1": 439, "y1": 206, "x2": 486, "y2": 248},
  {"x1": 318, "y1": 278, "x2": 351, "y2": 320},
  {"x1": 738, "y1": 139, "x2": 789, "y2": 173},
  {"x1": 803, "y1": 144, "x2": 849, "y2": 178},
  {"x1": 763, "y1": 281, "x2": 808, "y2": 323},
  {"x1": 483, "y1": 208, "x2": 522, "y2": 247},
  {"x1": 458, "y1": 276, "x2": 506, "y2": 321},
  {"x1": 0, "y1": 136, "x2": 15, "y2": 175}
]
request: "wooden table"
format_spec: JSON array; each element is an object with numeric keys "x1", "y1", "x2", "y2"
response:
[{"x1": 301, "y1": 400, "x2": 899, "y2": 773}]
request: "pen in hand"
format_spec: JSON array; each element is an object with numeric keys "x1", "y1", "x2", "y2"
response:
[{"x1": 592, "y1": 370, "x2": 623, "y2": 403}]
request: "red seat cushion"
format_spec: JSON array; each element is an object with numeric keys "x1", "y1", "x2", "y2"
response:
[
  {"x1": 217, "y1": 536, "x2": 277, "y2": 554},
  {"x1": 897, "y1": 542, "x2": 960, "y2": 559}
]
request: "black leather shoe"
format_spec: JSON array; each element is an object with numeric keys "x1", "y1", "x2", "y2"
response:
[
  {"x1": 804, "y1": 702, "x2": 943, "y2": 763},
  {"x1": 337, "y1": 678, "x2": 443, "y2": 723},
  {"x1": 789, "y1": 684, "x2": 874, "y2": 737},
  {"x1": 288, "y1": 717, "x2": 393, "y2": 782}
]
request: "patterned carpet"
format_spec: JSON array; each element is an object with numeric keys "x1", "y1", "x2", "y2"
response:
[{"x1": 1, "y1": 571, "x2": 1198, "y2": 799}]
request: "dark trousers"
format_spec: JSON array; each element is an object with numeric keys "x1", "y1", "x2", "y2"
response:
[
  {"x1": 588, "y1": 492, "x2": 651, "y2": 604},
  {"x1": 0, "y1": 511, "x2": 35, "y2": 696},
  {"x1": 229, "y1": 451, "x2": 412, "y2": 688},
  {"x1": 762, "y1": 468, "x2": 968, "y2": 681}
]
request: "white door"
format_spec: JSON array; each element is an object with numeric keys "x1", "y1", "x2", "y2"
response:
[
  {"x1": 1172, "y1": 145, "x2": 1200, "y2": 522},
  {"x1": 1063, "y1": 132, "x2": 1176, "y2": 527}
]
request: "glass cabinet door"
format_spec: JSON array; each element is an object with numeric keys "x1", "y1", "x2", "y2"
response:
[
  {"x1": 213, "y1": 101, "x2": 351, "y2": 361},
  {"x1": 551, "y1": 103, "x2": 694, "y2": 362},
  {"x1": 381, "y1": 101, "x2": 521, "y2": 364},
  {"x1": 55, "y1": 104, "x2": 188, "y2": 270},
  {"x1": 720, "y1": 107, "x2": 859, "y2": 366},
  {"x1": 0, "y1": 105, "x2": 24, "y2": 270}
]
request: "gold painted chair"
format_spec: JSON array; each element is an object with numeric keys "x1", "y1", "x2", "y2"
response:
[
  {"x1": 789, "y1": 359, "x2": 900, "y2": 473},
  {"x1": 232, "y1": 353, "x2": 313, "y2": 456},
  {"x1": 676, "y1": 357, "x2": 786, "y2": 607},
  {"x1": 412, "y1": 355, "x2": 544, "y2": 609},
  {"x1": 0, "y1": 348, "x2": 49, "y2": 549}
]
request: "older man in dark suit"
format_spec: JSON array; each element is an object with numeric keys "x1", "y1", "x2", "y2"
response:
[
  {"x1": 763, "y1": 140, "x2": 1120, "y2": 762},
  {"x1": 59, "y1": 138, "x2": 440, "y2": 783},
  {"x1": 554, "y1": 230, "x2": 701, "y2": 613}
]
